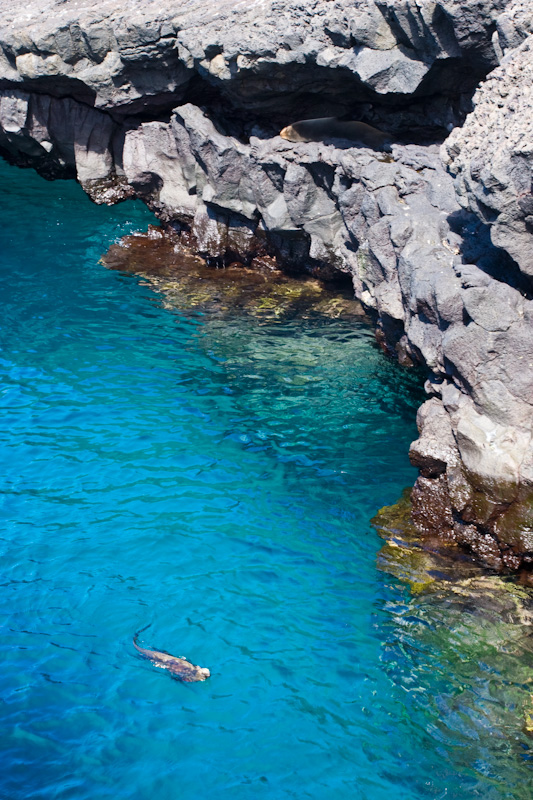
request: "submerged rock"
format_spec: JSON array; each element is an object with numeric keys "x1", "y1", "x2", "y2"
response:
[
  {"x1": 101, "y1": 226, "x2": 365, "y2": 321},
  {"x1": 374, "y1": 490, "x2": 533, "y2": 737},
  {"x1": 374, "y1": 490, "x2": 533, "y2": 590}
]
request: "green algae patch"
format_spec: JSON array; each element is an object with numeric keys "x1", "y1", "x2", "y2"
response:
[
  {"x1": 375, "y1": 494, "x2": 533, "y2": 744},
  {"x1": 372, "y1": 490, "x2": 533, "y2": 603},
  {"x1": 379, "y1": 538, "x2": 436, "y2": 594},
  {"x1": 372, "y1": 490, "x2": 437, "y2": 593},
  {"x1": 372, "y1": 489, "x2": 463, "y2": 594},
  {"x1": 101, "y1": 227, "x2": 365, "y2": 322},
  {"x1": 372, "y1": 488, "x2": 417, "y2": 538},
  {"x1": 524, "y1": 697, "x2": 533, "y2": 737}
]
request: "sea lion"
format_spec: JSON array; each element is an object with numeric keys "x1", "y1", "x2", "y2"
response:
[
  {"x1": 133, "y1": 631, "x2": 210, "y2": 682},
  {"x1": 279, "y1": 117, "x2": 391, "y2": 151}
]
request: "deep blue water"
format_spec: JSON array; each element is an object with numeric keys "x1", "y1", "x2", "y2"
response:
[{"x1": 1, "y1": 159, "x2": 532, "y2": 800}]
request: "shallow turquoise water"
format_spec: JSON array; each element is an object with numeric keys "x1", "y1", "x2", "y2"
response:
[{"x1": 1, "y1": 159, "x2": 532, "y2": 800}]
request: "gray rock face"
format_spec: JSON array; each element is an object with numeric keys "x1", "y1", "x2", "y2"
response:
[
  {"x1": 494, "y1": 0, "x2": 533, "y2": 55},
  {"x1": 0, "y1": 0, "x2": 532, "y2": 570},
  {"x1": 0, "y1": 0, "x2": 506, "y2": 127},
  {"x1": 444, "y1": 33, "x2": 533, "y2": 278}
]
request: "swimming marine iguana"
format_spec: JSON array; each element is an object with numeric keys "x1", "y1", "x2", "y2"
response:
[{"x1": 133, "y1": 630, "x2": 210, "y2": 682}]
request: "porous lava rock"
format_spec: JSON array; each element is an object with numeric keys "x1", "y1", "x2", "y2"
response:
[{"x1": 444, "y1": 33, "x2": 533, "y2": 277}]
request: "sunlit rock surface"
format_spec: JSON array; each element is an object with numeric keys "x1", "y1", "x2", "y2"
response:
[{"x1": 444, "y1": 33, "x2": 533, "y2": 275}]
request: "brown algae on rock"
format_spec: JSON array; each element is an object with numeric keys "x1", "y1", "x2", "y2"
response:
[
  {"x1": 101, "y1": 227, "x2": 365, "y2": 322},
  {"x1": 372, "y1": 489, "x2": 464, "y2": 594},
  {"x1": 373, "y1": 490, "x2": 533, "y2": 606}
]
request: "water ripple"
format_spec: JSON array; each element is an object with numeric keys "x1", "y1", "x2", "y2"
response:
[{"x1": 1, "y1": 159, "x2": 532, "y2": 800}]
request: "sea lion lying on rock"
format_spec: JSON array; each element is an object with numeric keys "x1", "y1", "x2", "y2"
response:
[
  {"x1": 133, "y1": 631, "x2": 210, "y2": 682},
  {"x1": 280, "y1": 117, "x2": 391, "y2": 151}
]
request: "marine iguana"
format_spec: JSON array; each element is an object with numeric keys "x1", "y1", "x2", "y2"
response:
[{"x1": 133, "y1": 629, "x2": 210, "y2": 682}]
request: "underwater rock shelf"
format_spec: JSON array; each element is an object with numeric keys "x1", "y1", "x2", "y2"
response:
[{"x1": 1, "y1": 0, "x2": 532, "y2": 571}]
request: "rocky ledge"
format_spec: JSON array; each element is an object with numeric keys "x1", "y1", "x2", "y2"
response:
[{"x1": 0, "y1": 0, "x2": 532, "y2": 571}]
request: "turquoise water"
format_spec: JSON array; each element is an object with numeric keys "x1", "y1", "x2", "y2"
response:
[{"x1": 1, "y1": 159, "x2": 532, "y2": 800}]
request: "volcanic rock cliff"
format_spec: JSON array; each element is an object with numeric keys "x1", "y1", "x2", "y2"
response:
[{"x1": 0, "y1": 0, "x2": 532, "y2": 571}]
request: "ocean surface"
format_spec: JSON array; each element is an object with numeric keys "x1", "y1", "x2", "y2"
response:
[{"x1": 1, "y1": 158, "x2": 532, "y2": 800}]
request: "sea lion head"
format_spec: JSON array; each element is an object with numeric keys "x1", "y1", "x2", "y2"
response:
[{"x1": 279, "y1": 124, "x2": 306, "y2": 143}]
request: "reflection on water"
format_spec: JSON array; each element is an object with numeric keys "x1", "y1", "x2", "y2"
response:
[{"x1": 0, "y1": 158, "x2": 532, "y2": 800}]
